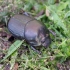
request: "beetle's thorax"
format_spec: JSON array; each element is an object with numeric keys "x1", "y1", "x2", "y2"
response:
[{"x1": 23, "y1": 19, "x2": 43, "y2": 46}]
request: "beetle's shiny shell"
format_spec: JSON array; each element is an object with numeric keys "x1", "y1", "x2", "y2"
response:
[{"x1": 8, "y1": 14, "x2": 51, "y2": 47}]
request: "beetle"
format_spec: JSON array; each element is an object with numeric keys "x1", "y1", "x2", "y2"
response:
[{"x1": 8, "y1": 14, "x2": 51, "y2": 53}]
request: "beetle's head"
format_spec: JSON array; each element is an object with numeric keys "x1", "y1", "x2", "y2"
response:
[
  {"x1": 38, "y1": 27, "x2": 51, "y2": 47},
  {"x1": 40, "y1": 34, "x2": 51, "y2": 47},
  {"x1": 41, "y1": 36, "x2": 51, "y2": 47}
]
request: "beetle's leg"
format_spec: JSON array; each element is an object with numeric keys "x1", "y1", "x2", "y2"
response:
[
  {"x1": 23, "y1": 12, "x2": 29, "y2": 16},
  {"x1": 31, "y1": 46, "x2": 41, "y2": 54},
  {"x1": 49, "y1": 29, "x2": 56, "y2": 36},
  {"x1": 23, "y1": 12, "x2": 33, "y2": 18},
  {"x1": 8, "y1": 35, "x2": 15, "y2": 42}
]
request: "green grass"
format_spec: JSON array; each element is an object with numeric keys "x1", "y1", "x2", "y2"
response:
[{"x1": 0, "y1": 0, "x2": 70, "y2": 70}]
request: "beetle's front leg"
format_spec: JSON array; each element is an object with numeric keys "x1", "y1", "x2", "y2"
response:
[{"x1": 31, "y1": 46, "x2": 41, "y2": 55}]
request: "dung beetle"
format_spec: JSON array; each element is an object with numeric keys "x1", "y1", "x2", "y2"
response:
[{"x1": 8, "y1": 14, "x2": 51, "y2": 53}]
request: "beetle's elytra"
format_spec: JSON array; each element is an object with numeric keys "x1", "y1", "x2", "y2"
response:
[{"x1": 8, "y1": 14, "x2": 51, "y2": 47}]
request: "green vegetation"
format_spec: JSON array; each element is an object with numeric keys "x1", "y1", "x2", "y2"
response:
[{"x1": 0, "y1": 0, "x2": 70, "y2": 70}]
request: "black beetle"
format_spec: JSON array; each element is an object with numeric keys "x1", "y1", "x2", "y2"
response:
[{"x1": 8, "y1": 14, "x2": 51, "y2": 51}]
